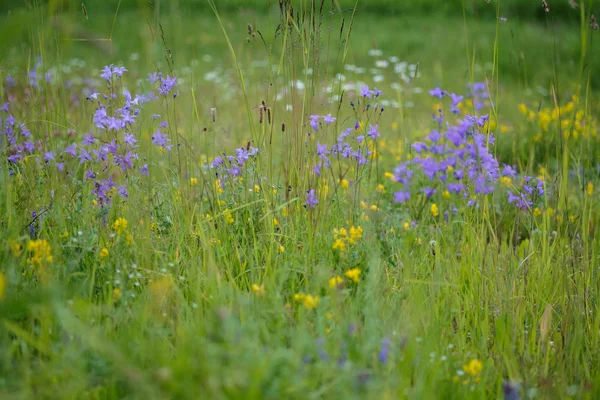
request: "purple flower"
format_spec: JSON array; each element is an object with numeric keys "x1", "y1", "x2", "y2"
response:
[
  {"x1": 373, "y1": 87, "x2": 383, "y2": 97},
  {"x1": 113, "y1": 66, "x2": 128, "y2": 77},
  {"x1": 85, "y1": 170, "x2": 96, "y2": 180},
  {"x1": 502, "y1": 164, "x2": 517, "y2": 177},
  {"x1": 360, "y1": 85, "x2": 372, "y2": 98},
  {"x1": 56, "y1": 162, "x2": 65, "y2": 172},
  {"x1": 323, "y1": 114, "x2": 336, "y2": 125},
  {"x1": 124, "y1": 133, "x2": 137, "y2": 146},
  {"x1": 117, "y1": 185, "x2": 128, "y2": 198},
  {"x1": 64, "y1": 143, "x2": 77, "y2": 157},
  {"x1": 100, "y1": 64, "x2": 113, "y2": 82},
  {"x1": 450, "y1": 93, "x2": 464, "y2": 114},
  {"x1": 356, "y1": 135, "x2": 365, "y2": 143},
  {"x1": 152, "y1": 130, "x2": 172, "y2": 151},
  {"x1": 316, "y1": 142, "x2": 328, "y2": 157},
  {"x1": 148, "y1": 72, "x2": 162, "y2": 84},
  {"x1": 378, "y1": 338, "x2": 390, "y2": 364},
  {"x1": 423, "y1": 187, "x2": 437, "y2": 198},
  {"x1": 83, "y1": 132, "x2": 96, "y2": 146},
  {"x1": 78, "y1": 148, "x2": 93, "y2": 164},
  {"x1": 158, "y1": 75, "x2": 177, "y2": 96},
  {"x1": 394, "y1": 190, "x2": 410, "y2": 203},
  {"x1": 305, "y1": 189, "x2": 319, "y2": 209},
  {"x1": 0, "y1": 103, "x2": 9, "y2": 112},
  {"x1": 43, "y1": 151, "x2": 55, "y2": 162},
  {"x1": 367, "y1": 124, "x2": 380, "y2": 140},
  {"x1": 138, "y1": 164, "x2": 149, "y2": 176},
  {"x1": 428, "y1": 87, "x2": 446, "y2": 99},
  {"x1": 309, "y1": 115, "x2": 320, "y2": 131}
]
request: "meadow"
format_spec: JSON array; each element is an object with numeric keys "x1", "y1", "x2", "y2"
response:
[{"x1": 1, "y1": 0, "x2": 600, "y2": 398}]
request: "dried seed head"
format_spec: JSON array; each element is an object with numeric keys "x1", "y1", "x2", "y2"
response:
[
  {"x1": 281, "y1": 122, "x2": 286, "y2": 132},
  {"x1": 569, "y1": 0, "x2": 578, "y2": 8},
  {"x1": 267, "y1": 108, "x2": 271, "y2": 124},
  {"x1": 210, "y1": 108, "x2": 217, "y2": 123},
  {"x1": 592, "y1": 15, "x2": 599, "y2": 31},
  {"x1": 259, "y1": 107, "x2": 264, "y2": 124},
  {"x1": 542, "y1": 0, "x2": 550, "y2": 13}
]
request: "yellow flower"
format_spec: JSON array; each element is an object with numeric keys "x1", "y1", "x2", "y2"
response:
[
  {"x1": 328, "y1": 275, "x2": 344, "y2": 288},
  {"x1": 340, "y1": 179, "x2": 349, "y2": 189},
  {"x1": 215, "y1": 179, "x2": 224, "y2": 194},
  {"x1": 587, "y1": 182, "x2": 594, "y2": 196},
  {"x1": 463, "y1": 359, "x2": 483, "y2": 377},
  {"x1": 500, "y1": 176, "x2": 512, "y2": 187},
  {"x1": 0, "y1": 272, "x2": 6, "y2": 301},
  {"x1": 59, "y1": 231, "x2": 69, "y2": 239},
  {"x1": 344, "y1": 268, "x2": 361, "y2": 283},
  {"x1": 518, "y1": 103, "x2": 528, "y2": 115},
  {"x1": 403, "y1": 222, "x2": 410, "y2": 230},
  {"x1": 431, "y1": 203, "x2": 439, "y2": 217},
  {"x1": 277, "y1": 244, "x2": 285, "y2": 253},
  {"x1": 190, "y1": 177, "x2": 198, "y2": 186},
  {"x1": 533, "y1": 208, "x2": 542, "y2": 217},
  {"x1": 254, "y1": 184, "x2": 261, "y2": 193},
  {"x1": 375, "y1": 184, "x2": 385, "y2": 193},
  {"x1": 370, "y1": 204, "x2": 378, "y2": 211},
  {"x1": 125, "y1": 234, "x2": 134, "y2": 245},
  {"x1": 384, "y1": 172, "x2": 394, "y2": 179},
  {"x1": 100, "y1": 248, "x2": 109, "y2": 258},
  {"x1": 9, "y1": 240, "x2": 22, "y2": 257},
  {"x1": 442, "y1": 190, "x2": 450, "y2": 199},
  {"x1": 112, "y1": 217, "x2": 128, "y2": 235},
  {"x1": 302, "y1": 294, "x2": 320, "y2": 309},
  {"x1": 349, "y1": 226, "x2": 363, "y2": 243},
  {"x1": 273, "y1": 218, "x2": 280, "y2": 227},
  {"x1": 251, "y1": 283, "x2": 265, "y2": 296},
  {"x1": 224, "y1": 209, "x2": 234, "y2": 224},
  {"x1": 27, "y1": 240, "x2": 53, "y2": 265},
  {"x1": 332, "y1": 239, "x2": 346, "y2": 252},
  {"x1": 113, "y1": 288, "x2": 122, "y2": 301},
  {"x1": 546, "y1": 207, "x2": 554, "y2": 216}
]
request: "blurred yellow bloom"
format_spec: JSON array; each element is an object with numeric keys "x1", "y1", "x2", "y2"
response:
[
  {"x1": 384, "y1": 172, "x2": 394, "y2": 179},
  {"x1": 277, "y1": 244, "x2": 285, "y2": 253},
  {"x1": 533, "y1": 208, "x2": 542, "y2": 217},
  {"x1": 254, "y1": 184, "x2": 260, "y2": 193},
  {"x1": 113, "y1": 288, "x2": 122, "y2": 301},
  {"x1": 251, "y1": 283, "x2": 265, "y2": 296},
  {"x1": 518, "y1": 103, "x2": 528, "y2": 115},
  {"x1": 273, "y1": 218, "x2": 279, "y2": 227},
  {"x1": 328, "y1": 275, "x2": 344, "y2": 288},
  {"x1": 190, "y1": 177, "x2": 198, "y2": 186},
  {"x1": 332, "y1": 239, "x2": 346, "y2": 252},
  {"x1": 344, "y1": 268, "x2": 361, "y2": 283},
  {"x1": 100, "y1": 248, "x2": 109, "y2": 258},
  {"x1": 9, "y1": 240, "x2": 22, "y2": 257},
  {"x1": 375, "y1": 184, "x2": 385, "y2": 193},
  {"x1": 463, "y1": 359, "x2": 483, "y2": 377},
  {"x1": 294, "y1": 293, "x2": 320, "y2": 309},
  {"x1": 112, "y1": 217, "x2": 128, "y2": 235},
  {"x1": 403, "y1": 222, "x2": 410, "y2": 230},
  {"x1": 27, "y1": 240, "x2": 53, "y2": 265},
  {"x1": 587, "y1": 182, "x2": 594, "y2": 196},
  {"x1": 431, "y1": 203, "x2": 439, "y2": 217},
  {"x1": 340, "y1": 179, "x2": 349, "y2": 189},
  {"x1": 224, "y1": 209, "x2": 234, "y2": 224},
  {"x1": 500, "y1": 176, "x2": 512, "y2": 187},
  {"x1": 442, "y1": 190, "x2": 450, "y2": 199}
]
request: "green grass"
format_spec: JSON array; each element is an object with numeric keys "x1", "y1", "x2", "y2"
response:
[{"x1": 1, "y1": 1, "x2": 600, "y2": 399}]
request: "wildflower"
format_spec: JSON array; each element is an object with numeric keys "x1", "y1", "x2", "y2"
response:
[
  {"x1": 277, "y1": 244, "x2": 285, "y2": 253},
  {"x1": 253, "y1": 184, "x2": 260, "y2": 193},
  {"x1": 428, "y1": 87, "x2": 446, "y2": 99},
  {"x1": 27, "y1": 240, "x2": 53, "y2": 265},
  {"x1": 533, "y1": 208, "x2": 542, "y2": 217},
  {"x1": 463, "y1": 359, "x2": 483, "y2": 377},
  {"x1": 394, "y1": 190, "x2": 410, "y2": 204},
  {"x1": 251, "y1": 284, "x2": 265, "y2": 296},
  {"x1": 309, "y1": 115, "x2": 320, "y2": 131},
  {"x1": 273, "y1": 218, "x2": 279, "y2": 227},
  {"x1": 112, "y1": 218, "x2": 128, "y2": 235},
  {"x1": 375, "y1": 184, "x2": 385, "y2": 193},
  {"x1": 431, "y1": 203, "x2": 439, "y2": 217},
  {"x1": 587, "y1": 182, "x2": 593, "y2": 196},
  {"x1": 190, "y1": 177, "x2": 198, "y2": 186},
  {"x1": 378, "y1": 338, "x2": 390, "y2": 364},
  {"x1": 344, "y1": 268, "x2": 361, "y2": 283},
  {"x1": 224, "y1": 209, "x2": 234, "y2": 224},
  {"x1": 303, "y1": 295, "x2": 320, "y2": 309},
  {"x1": 349, "y1": 226, "x2": 363, "y2": 243},
  {"x1": 113, "y1": 288, "x2": 122, "y2": 301},
  {"x1": 328, "y1": 275, "x2": 344, "y2": 289},
  {"x1": 305, "y1": 189, "x2": 319, "y2": 209},
  {"x1": 340, "y1": 179, "x2": 349, "y2": 189},
  {"x1": 332, "y1": 239, "x2": 346, "y2": 252},
  {"x1": 323, "y1": 114, "x2": 336, "y2": 125},
  {"x1": 100, "y1": 248, "x2": 109, "y2": 258}
]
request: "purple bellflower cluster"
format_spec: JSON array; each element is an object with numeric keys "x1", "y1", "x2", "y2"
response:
[{"x1": 209, "y1": 146, "x2": 260, "y2": 182}]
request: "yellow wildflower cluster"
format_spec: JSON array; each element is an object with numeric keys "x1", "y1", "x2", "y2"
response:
[
  {"x1": 100, "y1": 248, "x2": 109, "y2": 258},
  {"x1": 332, "y1": 225, "x2": 363, "y2": 252},
  {"x1": 463, "y1": 359, "x2": 483, "y2": 377},
  {"x1": 224, "y1": 209, "x2": 234, "y2": 224},
  {"x1": 251, "y1": 283, "x2": 265, "y2": 296},
  {"x1": 294, "y1": 293, "x2": 320, "y2": 309},
  {"x1": 430, "y1": 203, "x2": 439, "y2": 217},
  {"x1": 27, "y1": 240, "x2": 53, "y2": 265},
  {"x1": 519, "y1": 96, "x2": 598, "y2": 141},
  {"x1": 112, "y1": 217, "x2": 128, "y2": 235},
  {"x1": 344, "y1": 268, "x2": 361, "y2": 283},
  {"x1": 328, "y1": 275, "x2": 344, "y2": 289}
]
